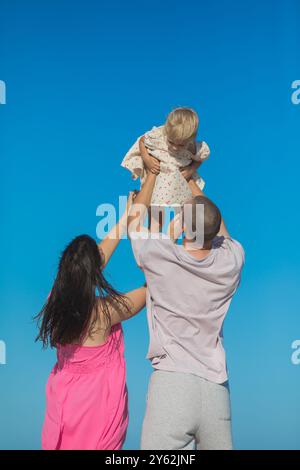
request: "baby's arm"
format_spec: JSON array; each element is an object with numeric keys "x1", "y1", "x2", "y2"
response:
[{"x1": 139, "y1": 136, "x2": 160, "y2": 175}]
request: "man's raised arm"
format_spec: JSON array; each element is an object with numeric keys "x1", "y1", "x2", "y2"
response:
[
  {"x1": 188, "y1": 179, "x2": 231, "y2": 239},
  {"x1": 98, "y1": 191, "x2": 135, "y2": 268}
]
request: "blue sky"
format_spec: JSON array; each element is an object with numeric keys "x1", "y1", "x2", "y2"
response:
[{"x1": 0, "y1": 0, "x2": 300, "y2": 449}]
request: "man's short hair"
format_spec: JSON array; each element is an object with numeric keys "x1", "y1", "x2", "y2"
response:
[{"x1": 183, "y1": 196, "x2": 222, "y2": 245}]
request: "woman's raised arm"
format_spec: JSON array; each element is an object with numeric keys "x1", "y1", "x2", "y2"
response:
[
  {"x1": 102, "y1": 286, "x2": 147, "y2": 326},
  {"x1": 98, "y1": 192, "x2": 135, "y2": 268}
]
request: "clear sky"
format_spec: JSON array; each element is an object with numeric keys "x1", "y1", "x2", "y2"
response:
[{"x1": 0, "y1": 0, "x2": 299, "y2": 450}]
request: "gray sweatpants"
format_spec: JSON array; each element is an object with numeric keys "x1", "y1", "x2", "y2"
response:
[{"x1": 141, "y1": 370, "x2": 233, "y2": 450}]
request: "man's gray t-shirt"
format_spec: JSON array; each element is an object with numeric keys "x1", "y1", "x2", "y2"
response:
[{"x1": 131, "y1": 233, "x2": 245, "y2": 384}]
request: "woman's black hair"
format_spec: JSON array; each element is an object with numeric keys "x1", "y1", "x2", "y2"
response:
[{"x1": 34, "y1": 234, "x2": 129, "y2": 348}]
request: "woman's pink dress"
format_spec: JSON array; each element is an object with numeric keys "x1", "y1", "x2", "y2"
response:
[{"x1": 42, "y1": 324, "x2": 128, "y2": 450}]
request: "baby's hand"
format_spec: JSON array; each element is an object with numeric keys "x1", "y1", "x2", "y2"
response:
[
  {"x1": 144, "y1": 154, "x2": 160, "y2": 175},
  {"x1": 180, "y1": 163, "x2": 195, "y2": 181}
]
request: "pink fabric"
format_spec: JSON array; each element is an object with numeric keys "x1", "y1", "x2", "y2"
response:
[{"x1": 42, "y1": 324, "x2": 128, "y2": 450}]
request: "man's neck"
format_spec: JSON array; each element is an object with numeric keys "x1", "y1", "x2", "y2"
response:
[{"x1": 183, "y1": 238, "x2": 212, "y2": 260}]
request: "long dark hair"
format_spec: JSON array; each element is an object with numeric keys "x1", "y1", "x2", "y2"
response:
[{"x1": 35, "y1": 235, "x2": 129, "y2": 348}]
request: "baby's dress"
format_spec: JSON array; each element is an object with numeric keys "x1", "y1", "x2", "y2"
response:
[{"x1": 121, "y1": 125, "x2": 210, "y2": 206}]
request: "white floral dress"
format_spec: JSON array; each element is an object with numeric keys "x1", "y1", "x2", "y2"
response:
[{"x1": 121, "y1": 125, "x2": 210, "y2": 206}]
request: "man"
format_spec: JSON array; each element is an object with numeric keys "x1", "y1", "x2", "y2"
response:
[{"x1": 128, "y1": 169, "x2": 245, "y2": 450}]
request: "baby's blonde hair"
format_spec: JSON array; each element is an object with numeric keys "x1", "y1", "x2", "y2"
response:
[{"x1": 165, "y1": 107, "x2": 199, "y2": 143}]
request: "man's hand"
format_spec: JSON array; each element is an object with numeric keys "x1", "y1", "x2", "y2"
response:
[
  {"x1": 180, "y1": 163, "x2": 196, "y2": 181},
  {"x1": 187, "y1": 179, "x2": 231, "y2": 238},
  {"x1": 144, "y1": 154, "x2": 160, "y2": 175},
  {"x1": 188, "y1": 178, "x2": 205, "y2": 197}
]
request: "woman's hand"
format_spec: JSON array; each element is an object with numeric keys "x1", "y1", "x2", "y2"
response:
[
  {"x1": 119, "y1": 191, "x2": 139, "y2": 234},
  {"x1": 144, "y1": 154, "x2": 160, "y2": 175},
  {"x1": 180, "y1": 163, "x2": 195, "y2": 181},
  {"x1": 126, "y1": 190, "x2": 139, "y2": 210}
]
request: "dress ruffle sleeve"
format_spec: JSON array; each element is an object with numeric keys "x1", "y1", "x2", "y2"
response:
[
  {"x1": 120, "y1": 126, "x2": 167, "y2": 181},
  {"x1": 192, "y1": 141, "x2": 211, "y2": 162},
  {"x1": 144, "y1": 126, "x2": 166, "y2": 152},
  {"x1": 120, "y1": 135, "x2": 145, "y2": 180},
  {"x1": 187, "y1": 141, "x2": 210, "y2": 191}
]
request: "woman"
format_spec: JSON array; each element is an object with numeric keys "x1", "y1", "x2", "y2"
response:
[{"x1": 35, "y1": 193, "x2": 146, "y2": 450}]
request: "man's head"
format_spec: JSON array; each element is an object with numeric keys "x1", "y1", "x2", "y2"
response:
[{"x1": 183, "y1": 196, "x2": 222, "y2": 248}]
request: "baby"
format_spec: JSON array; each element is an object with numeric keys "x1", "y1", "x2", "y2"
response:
[{"x1": 121, "y1": 107, "x2": 210, "y2": 207}]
